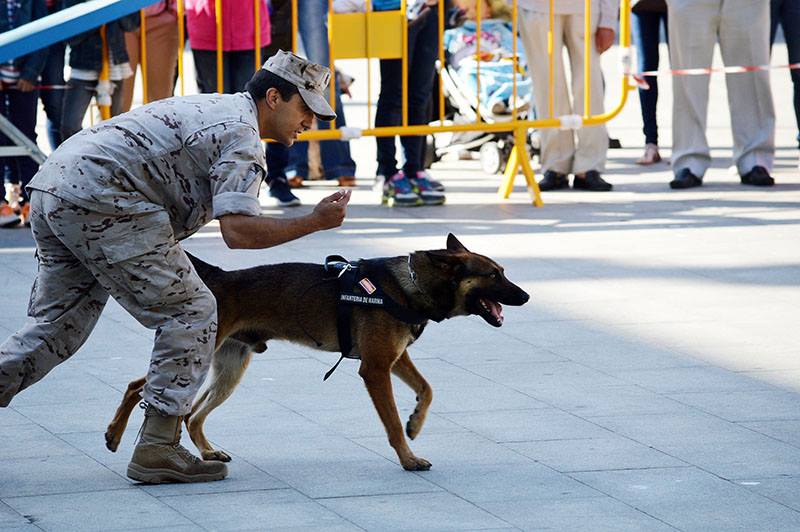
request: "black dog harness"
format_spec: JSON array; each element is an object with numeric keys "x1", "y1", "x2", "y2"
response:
[{"x1": 322, "y1": 255, "x2": 432, "y2": 380}]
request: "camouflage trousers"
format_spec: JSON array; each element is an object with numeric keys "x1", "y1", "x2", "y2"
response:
[{"x1": 0, "y1": 191, "x2": 217, "y2": 415}]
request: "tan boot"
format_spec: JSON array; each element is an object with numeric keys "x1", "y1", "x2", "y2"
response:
[{"x1": 127, "y1": 405, "x2": 228, "y2": 484}]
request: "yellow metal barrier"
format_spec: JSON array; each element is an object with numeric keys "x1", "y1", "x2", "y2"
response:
[{"x1": 130, "y1": 0, "x2": 636, "y2": 207}]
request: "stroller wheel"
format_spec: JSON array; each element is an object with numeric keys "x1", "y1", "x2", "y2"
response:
[{"x1": 479, "y1": 142, "x2": 505, "y2": 174}]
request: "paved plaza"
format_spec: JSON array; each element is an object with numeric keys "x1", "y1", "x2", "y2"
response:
[{"x1": 1, "y1": 44, "x2": 800, "y2": 531}]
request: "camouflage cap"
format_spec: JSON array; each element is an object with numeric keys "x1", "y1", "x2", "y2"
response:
[{"x1": 262, "y1": 50, "x2": 337, "y2": 121}]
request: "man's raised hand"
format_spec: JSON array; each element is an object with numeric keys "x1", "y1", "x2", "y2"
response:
[{"x1": 312, "y1": 189, "x2": 351, "y2": 230}]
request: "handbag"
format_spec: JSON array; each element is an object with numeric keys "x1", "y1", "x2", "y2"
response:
[{"x1": 631, "y1": 0, "x2": 667, "y2": 14}]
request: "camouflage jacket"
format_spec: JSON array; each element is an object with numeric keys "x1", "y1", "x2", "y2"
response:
[{"x1": 28, "y1": 92, "x2": 266, "y2": 240}]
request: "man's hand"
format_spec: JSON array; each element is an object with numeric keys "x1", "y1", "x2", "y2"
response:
[
  {"x1": 16, "y1": 79, "x2": 36, "y2": 92},
  {"x1": 595, "y1": 27, "x2": 615, "y2": 54},
  {"x1": 312, "y1": 189, "x2": 351, "y2": 230}
]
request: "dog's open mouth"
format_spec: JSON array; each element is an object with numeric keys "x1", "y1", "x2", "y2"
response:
[{"x1": 478, "y1": 297, "x2": 504, "y2": 327}]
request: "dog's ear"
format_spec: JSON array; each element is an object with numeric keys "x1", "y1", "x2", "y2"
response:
[
  {"x1": 446, "y1": 233, "x2": 470, "y2": 253},
  {"x1": 426, "y1": 250, "x2": 464, "y2": 274}
]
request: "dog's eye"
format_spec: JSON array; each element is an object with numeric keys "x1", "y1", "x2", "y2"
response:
[{"x1": 489, "y1": 272, "x2": 497, "y2": 279}]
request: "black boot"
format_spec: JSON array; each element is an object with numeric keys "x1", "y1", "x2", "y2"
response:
[
  {"x1": 670, "y1": 168, "x2": 703, "y2": 189},
  {"x1": 573, "y1": 170, "x2": 612, "y2": 191},
  {"x1": 537, "y1": 170, "x2": 569, "y2": 191}
]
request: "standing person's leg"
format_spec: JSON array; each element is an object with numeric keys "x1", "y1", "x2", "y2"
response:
[
  {"x1": 192, "y1": 49, "x2": 220, "y2": 94},
  {"x1": 771, "y1": 0, "x2": 800, "y2": 149},
  {"x1": 229, "y1": 48, "x2": 263, "y2": 93},
  {"x1": 60, "y1": 78, "x2": 99, "y2": 140},
  {"x1": 144, "y1": 12, "x2": 180, "y2": 102},
  {"x1": 0, "y1": 191, "x2": 109, "y2": 406},
  {"x1": 39, "y1": 41, "x2": 66, "y2": 150},
  {"x1": 667, "y1": 0, "x2": 717, "y2": 185},
  {"x1": 719, "y1": 0, "x2": 775, "y2": 183},
  {"x1": 518, "y1": 9, "x2": 573, "y2": 189},
  {"x1": 375, "y1": 58, "x2": 402, "y2": 178},
  {"x1": 564, "y1": 13, "x2": 610, "y2": 189},
  {"x1": 121, "y1": 28, "x2": 142, "y2": 112},
  {"x1": 11, "y1": 89, "x2": 40, "y2": 207},
  {"x1": 296, "y1": 0, "x2": 356, "y2": 183},
  {"x1": 110, "y1": 80, "x2": 127, "y2": 117},
  {"x1": 632, "y1": 10, "x2": 663, "y2": 162}
]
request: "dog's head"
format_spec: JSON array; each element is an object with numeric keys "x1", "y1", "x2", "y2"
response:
[{"x1": 415, "y1": 234, "x2": 530, "y2": 327}]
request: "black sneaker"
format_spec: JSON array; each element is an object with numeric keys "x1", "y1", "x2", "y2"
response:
[
  {"x1": 740, "y1": 165, "x2": 774, "y2": 187},
  {"x1": 573, "y1": 170, "x2": 612, "y2": 191},
  {"x1": 669, "y1": 168, "x2": 702, "y2": 189},
  {"x1": 269, "y1": 178, "x2": 301, "y2": 206},
  {"x1": 537, "y1": 170, "x2": 569, "y2": 191}
]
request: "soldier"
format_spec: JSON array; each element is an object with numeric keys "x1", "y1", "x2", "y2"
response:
[{"x1": 0, "y1": 50, "x2": 350, "y2": 483}]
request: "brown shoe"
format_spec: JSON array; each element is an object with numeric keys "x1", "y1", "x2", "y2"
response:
[
  {"x1": 636, "y1": 144, "x2": 662, "y2": 165},
  {"x1": 287, "y1": 176, "x2": 305, "y2": 188},
  {"x1": 127, "y1": 405, "x2": 227, "y2": 484},
  {"x1": 337, "y1": 175, "x2": 357, "y2": 187}
]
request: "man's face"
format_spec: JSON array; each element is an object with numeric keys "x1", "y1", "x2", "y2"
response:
[{"x1": 271, "y1": 91, "x2": 314, "y2": 146}]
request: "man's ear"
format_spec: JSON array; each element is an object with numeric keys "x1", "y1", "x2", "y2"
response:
[
  {"x1": 446, "y1": 233, "x2": 469, "y2": 253},
  {"x1": 265, "y1": 87, "x2": 280, "y2": 110}
]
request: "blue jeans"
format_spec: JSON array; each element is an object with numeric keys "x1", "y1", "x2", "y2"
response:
[
  {"x1": 771, "y1": 0, "x2": 800, "y2": 146},
  {"x1": 1, "y1": 89, "x2": 39, "y2": 202},
  {"x1": 266, "y1": 0, "x2": 356, "y2": 183},
  {"x1": 193, "y1": 48, "x2": 268, "y2": 94},
  {"x1": 632, "y1": 10, "x2": 668, "y2": 146},
  {"x1": 60, "y1": 78, "x2": 124, "y2": 141},
  {"x1": 40, "y1": 40, "x2": 66, "y2": 150},
  {"x1": 375, "y1": 8, "x2": 439, "y2": 177}
]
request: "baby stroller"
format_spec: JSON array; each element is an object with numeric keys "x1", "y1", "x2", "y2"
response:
[{"x1": 426, "y1": 53, "x2": 540, "y2": 175}]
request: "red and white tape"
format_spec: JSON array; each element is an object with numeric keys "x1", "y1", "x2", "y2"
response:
[{"x1": 630, "y1": 62, "x2": 800, "y2": 90}]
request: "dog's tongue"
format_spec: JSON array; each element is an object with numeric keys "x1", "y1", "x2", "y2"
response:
[{"x1": 484, "y1": 299, "x2": 504, "y2": 324}]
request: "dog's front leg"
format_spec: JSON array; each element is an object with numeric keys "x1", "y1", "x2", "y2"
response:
[
  {"x1": 391, "y1": 350, "x2": 432, "y2": 440},
  {"x1": 359, "y1": 359, "x2": 431, "y2": 471}
]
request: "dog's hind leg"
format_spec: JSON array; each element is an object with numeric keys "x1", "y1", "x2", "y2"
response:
[
  {"x1": 187, "y1": 339, "x2": 254, "y2": 462},
  {"x1": 105, "y1": 376, "x2": 146, "y2": 452},
  {"x1": 391, "y1": 350, "x2": 432, "y2": 440}
]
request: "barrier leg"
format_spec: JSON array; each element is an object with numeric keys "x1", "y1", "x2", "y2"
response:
[{"x1": 497, "y1": 128, "x2": 543, "y2": 207}]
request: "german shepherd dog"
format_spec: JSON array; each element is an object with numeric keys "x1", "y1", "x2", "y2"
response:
[{"x1": 105, "y1": 234, "x2": 529, "y2": 471}]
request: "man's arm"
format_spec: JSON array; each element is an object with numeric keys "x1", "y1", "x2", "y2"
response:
[{"x1": 218, "y1": 189, "x2": 351, "y2": 249}]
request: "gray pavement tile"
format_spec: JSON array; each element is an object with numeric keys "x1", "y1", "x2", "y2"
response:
[
  {"x1": 572, "y1": 467, "x2": 800, "y2": 531},
  {"x1": 0, "y1": 455, "x2": 125, "y2": 498},
  {"x1": 8, "y1": 370, "x2": 124, "y2": 408},
  {"x1": 159, "y1": 489, "x2": 355, "y2": 531},
  {"x1": 658, "y1": 439, "x2": 800, "y2": 480},
  {"x1": 544, "y1": 340, "x2": 699, "y2": 373},
  {"x1": 12, "y1": 399, "x2": 133, "y2": 434},
  {"x1": 412, "y1": 337, "x2": 563, "y2": 365},
  {"x1": 317, "y1": 492, "x2": 513, "y2": 531},
  {"x1": 299, "y1": 408, "x2": 466, "y2": 439},
  {"x1": 506, "y1": 436, "x2": 686, "y2": 473},
  {"x1": 615, "y1": 365, "x2": 773, "y2": 393},
  {"x1": 740, "y1": 419, "x2": 800, "y2": 444},
  {"x1": 479, "y1": 497, "x2": 677, "y2": 532},
  {"x1": 499, "y1": 319, "x2": 621, "y2": 348},
  {"x1": 455, "y1": 360, "x2": 624, "y2": 390},
  {"x1": 740, "y1": 369, "x2": 800, "y2": 391},
  {"x1": 422, "y1": 460, "x2": 603, "y2": 503},
  {"x1": 0, "y1": 501, "x2": 31, "y2": 529},
  {"x1": 739, "y1": 476, "x2": 800, "y2": 512},
  {"x1": 441, "y1": 408, "x2": 615, "y2": 443},
  {"x1": 0, "y1": 407, "x2": 31, "y2": 427},
  {"x1": 430, "y1": 384, "x2": 551, "y2": 414},
  {"x1": 3, "y1": 489, "x2": 194, "y2": 531},
  {"x1": 588, "y1": 411, "x2": 778, "y2": 447},
  {"x1": 0, "y1": 423, "x2": 83, "y2": 461},
  {"x1": 666, "y1": 389, "x2": 800, "y2": 422},
  {"x1": 520, "y1": 384, "x2": 689, "y2": 417}
]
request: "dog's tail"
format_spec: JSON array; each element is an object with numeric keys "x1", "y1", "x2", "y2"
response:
[{"x1": 186, "y1": 252, "x2": 224, "y2": 278}]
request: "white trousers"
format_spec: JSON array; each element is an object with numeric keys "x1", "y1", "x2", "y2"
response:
[
  {"x1": 667, "y1": 0, "x2": 775, "y2": 177},
  {"x1": 518, "y1": 9, "x2": 608, "y2": 175}
]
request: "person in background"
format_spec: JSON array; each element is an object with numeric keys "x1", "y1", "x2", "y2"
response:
[
  {"x1": 0, "y1": 0, "x2": 48, "y2": 228},
  {"x1": 39, "y1": 0, "x2": 67, "y2": 150},
  {"x1": 770, "y1": 0, "x2": 800, "y2": 168},
  {"x1": 185, "y1": 0, "x2": 270, "y2": 95},
  {"x1": 120, "y1": 0, "x2": 180, "y2": 112},
  {"x1": 666, "y1": 0, "x2": 775, "y2": 189},
  {"x1": 60, "y1": 1, "x2": 139, "y2": 140},
  {"x1": 631, "y1": 0, "x2": 667, "y2": 165},
  {"x1": 263, "y1": 0, "x2": 358, "y2": 207},
  {"x1": 517, "y1": 0, "x2": 616, "y2": 192}
]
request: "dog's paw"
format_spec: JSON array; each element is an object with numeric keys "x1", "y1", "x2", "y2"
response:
[
  {"x1": 406, "y1": 417, "x2": 421, "y2": 440},
  {"x1": 202, "y1": 449, "x2": 232, "y2": 462},
  {"x1": 104, "y1": 431, "x2": 120, "y2": 452},
  {"x1": 402, "y1": 456, "x2": 432, "y2": 471}
]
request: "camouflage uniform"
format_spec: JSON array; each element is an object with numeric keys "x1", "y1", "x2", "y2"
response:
[{"x1": 0, "y1": 92, "x2": 266, "y2": 415}]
